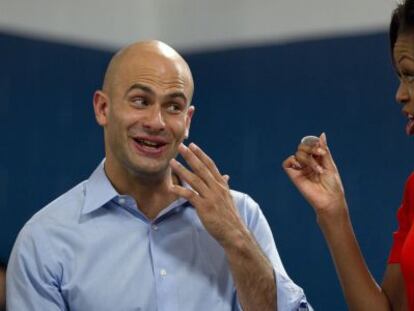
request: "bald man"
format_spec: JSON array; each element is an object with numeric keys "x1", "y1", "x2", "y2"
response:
[{"x1": 7, "y1": 41, "x2": 311, "y2": 311}]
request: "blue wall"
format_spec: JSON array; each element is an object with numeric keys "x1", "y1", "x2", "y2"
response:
[{"x1": 1, "y1": 31, "x2": 413, "y2": 310}]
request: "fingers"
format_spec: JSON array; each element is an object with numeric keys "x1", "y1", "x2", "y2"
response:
[
  {"x1": 170, "y1": 158, "x2": 209, "y2": 195},
  {"x1": 222, "y1": 174, "x2": 230, "y2": 184},
  {"x1": 318, "y1": 132, "x2": 337, "y2": 171},
  {"x1": 282, "y1": 155, "x2": 305, "y2": 183},
  {"x1": 177, "y1": 143, "x2": 225, "y2": 186},
  {"x1": 169, "y1": 175, "x2": 229, "y2": 203},
  {"x1": 282, "y1": 155, "x2": 302, "y2": 170},
  {"x1": 171, "y1": 143, "x2": 229, "y2": 199},
  {"x1": 169, "y1": 183, "x2": 201, "y2": 206},
  {"x1": 178, "y1": 143, "x2": 216, "y2": 187},
  {"x1": 294, "y1": 132, "x2": 337, "y2": 174},
  {"x1": 295, "y1": 143, "x2": 325, "y2": 174},
  {"x1": 187, "y1": 143, "x2": 223, "y2": 182}
]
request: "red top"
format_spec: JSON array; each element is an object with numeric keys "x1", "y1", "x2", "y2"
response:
[{"x1": 389, "y1": 173, "x2": 414, "y2": 310}]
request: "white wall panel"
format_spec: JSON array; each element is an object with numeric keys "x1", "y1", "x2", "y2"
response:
[{"x1": 0, "y1": 0, "x2": 396, "y2": 51}]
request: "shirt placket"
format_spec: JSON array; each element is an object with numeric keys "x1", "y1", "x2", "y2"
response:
[{"x1": 149, "y1": 218, "x2": 179, "y2": 311}]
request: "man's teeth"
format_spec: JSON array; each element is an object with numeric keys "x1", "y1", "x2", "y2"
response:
[
  {"x1": 409, "y1": 114, "x2": 414, "y2": 121},
  {"x1": 138, "y1": 139, "x2": 161, "y2": 147}
]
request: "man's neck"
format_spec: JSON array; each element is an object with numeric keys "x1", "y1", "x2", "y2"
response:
[{"x1": 104, "y1": 163, "x2": 180, "y2": 220}]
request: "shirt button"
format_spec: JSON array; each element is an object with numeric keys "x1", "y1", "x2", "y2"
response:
[
  {"x1": 160, "y1": 269, "x2": 167, "y2": 276},
  {"x1": 118, "y1": 198, "x2": 126, "y2": 205},
  {"x1": 151, "y1": 224, "x2": 158, "y2": 231}
]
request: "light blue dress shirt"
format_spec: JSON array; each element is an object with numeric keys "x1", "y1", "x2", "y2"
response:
[{"x1": 7, "y1": 161, "x2": 311, "y2": 311}]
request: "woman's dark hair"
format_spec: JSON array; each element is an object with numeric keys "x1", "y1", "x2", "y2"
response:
[{"x1": 390, "y1": 0, "x2": 414, "y2": 59}]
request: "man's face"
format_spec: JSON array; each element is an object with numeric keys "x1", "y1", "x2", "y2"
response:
[{"x1": 97, "y1": 50, "x2": 194, "y2": 180}]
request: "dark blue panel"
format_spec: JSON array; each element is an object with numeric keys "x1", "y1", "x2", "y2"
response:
[
  {"x1": 186, "y1": 34, "x2": 412, "y2": 310},
  {"x1": 1, "y1": 31, "x2": 412, "y2": 310},
  {"x1": 0, "y1": 32, "x2": 112, "y2": 263}
]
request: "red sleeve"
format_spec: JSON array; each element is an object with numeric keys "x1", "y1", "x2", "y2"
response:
[{"x1": 388, "y1": 173, "x2": 414, "y2": 263}]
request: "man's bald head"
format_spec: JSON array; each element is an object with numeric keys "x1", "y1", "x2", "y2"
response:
[
  {"x1": 102, "y1": 40, "x2": 194, "y2": 102},
  {"x1": 92, "y1": 40, "x2": 195, "y2": 184}
]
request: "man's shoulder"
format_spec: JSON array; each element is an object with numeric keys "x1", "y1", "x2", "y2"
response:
[
  {"x1": 9, "y1": 181, "x2": 89, "y2": 268},
  {"x1": 229, "y1": 189, "x2": 262, "y2": 219},
  {"x1": 27, "y1": 180, "x2": 87, "y2": 227},
  {"x1": 230, "y1": 189, "x2": 258, "y2": 207},
  {"x1": 229, "y1": 189, "x2": 273, "y2": 237}
]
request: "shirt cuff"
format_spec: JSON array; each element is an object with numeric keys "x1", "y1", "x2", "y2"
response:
[{"x1": 275, "y1": 269, "x2": 313, "y2": 311}]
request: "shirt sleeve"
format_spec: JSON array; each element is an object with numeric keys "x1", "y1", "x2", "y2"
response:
[
  {"x1": 388, "y1": 173, "x2": 414, "y2": 263},
  {"x1": 234, "y1": 194, "x2": 312, "y2": 311},
  {"x1": 7, "y1": 222, "x2": 67, "y2": 311}
]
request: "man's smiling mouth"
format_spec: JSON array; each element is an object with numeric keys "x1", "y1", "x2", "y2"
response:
[
  {"x1": 134, "y1": 138, "x2": 166, "y2": 148},
  {"x1": 131, "y1": 136, "x2": 169, "y2": 157}
]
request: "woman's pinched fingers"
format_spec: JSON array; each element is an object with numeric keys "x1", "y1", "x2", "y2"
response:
[
  {"x1": 282, "y1": 155, "x2": 302, "y2": 170},
  {"x1": 295, "y1": 148, "x2": 324, "y2": 174}
]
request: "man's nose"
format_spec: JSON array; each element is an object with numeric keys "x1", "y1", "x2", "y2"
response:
[{"x1": 143, "y1": 104, "x2": 166, "y2": 132}]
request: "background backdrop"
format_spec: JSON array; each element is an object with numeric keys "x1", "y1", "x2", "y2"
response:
[{"x1": 1, "y1": 0, "x2": 412, "y2": 309}]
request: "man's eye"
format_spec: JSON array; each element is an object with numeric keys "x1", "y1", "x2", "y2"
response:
[
  {"x1": 406, "y1": 75, "x2": 414, "y2": 83},
  {"x1": 166, "y1": 103, "x2": 182, "y2": 113},
  {"x1": 131, "y1": 97, "x2": 147, "y2": 107}
]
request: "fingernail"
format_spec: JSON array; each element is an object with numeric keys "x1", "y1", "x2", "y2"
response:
[
  {"x1": 317, "y1": 148, "x2": 326, "y2": 155},
  {"x1": 189, "y1": 143, "x2": 198, "y2": 150},
  {"x1": 170, "y1": 159, "x2": 180, "y2": 166},
  {"x1": 321, "y1": 132, "x2": 327, "y2": 144},
  {"x1": 294, "y1": 163, "x2": 302, "y2": 169}
]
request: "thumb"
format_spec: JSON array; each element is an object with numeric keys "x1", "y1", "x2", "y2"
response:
[
  {"x1": 222, "y1": 174, "x2": 230, "y2": 184},
  {"x1": 319, "y1": 132, "x2": 336, "y2": 171}
]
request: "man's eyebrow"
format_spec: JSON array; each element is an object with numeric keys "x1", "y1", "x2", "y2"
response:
[
  {"x1": 167, "y1": 92, "x2": 188, "y2": 103},
  {"x1": 125, "y1": 83, "x2": 155, "y2": 96},
  {"x1": 125, "y1": 83, "x2": 188, "y2": 103}
]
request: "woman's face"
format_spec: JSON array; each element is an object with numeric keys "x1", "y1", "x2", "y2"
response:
[{"x1": 394, "y1": 32, "x2": 414, "y2": 136}]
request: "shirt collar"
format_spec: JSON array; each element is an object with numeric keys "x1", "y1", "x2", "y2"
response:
[
  {"x1": 82, "y1": 160, "x2": 119, "y2": 215},
  {"x1": 82, "y1": 160, "x2": 193, "y2": 216}
]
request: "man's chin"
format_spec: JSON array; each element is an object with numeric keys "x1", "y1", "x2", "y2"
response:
[{"x1": 128, "y1": 160, "x2": 171, "y2": 180}]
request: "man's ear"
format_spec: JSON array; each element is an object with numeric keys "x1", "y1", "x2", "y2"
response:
[
  {"x1": 185, "y1": 105, "x2": 195, "y2": 138},
  {"x1": 93, "y1": 90, "x2": 110, "y2": 126}
]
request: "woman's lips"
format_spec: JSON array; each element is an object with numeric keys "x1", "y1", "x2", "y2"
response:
[{"x1": 406, "y1": 118, "x2": 414, "y2": 136}]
